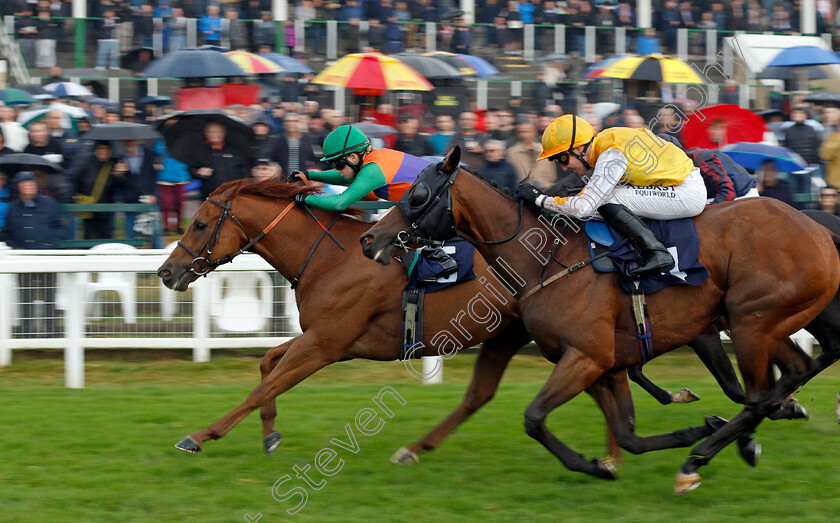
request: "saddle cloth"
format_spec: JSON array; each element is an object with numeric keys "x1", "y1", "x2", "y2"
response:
[
  {"x1": 404, "y1": 237, "x2": 476, "y2": 293},
  {"x1": 584, "y1": 218, "x2": 709, "y2": 294}
]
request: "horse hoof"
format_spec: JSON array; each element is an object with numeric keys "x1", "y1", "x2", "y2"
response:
[
  {"x1": 737, "y1": 437, "x2": 761, "y2": 467},
  {"x1": 704, "y1": 415, "x2": 728, "y2": 432},
  {"x1": 673, "y1": 388, "x2": 701, "y2": 404},
  {"x1": 674, "y1": 472, "x2": 702, "y2": 496},
  {"x1": 264, "y1": 432, "x2": 283, "y2": 455},
  {"x1": 594, "y1": 458, "x2": 618, "y2": 480},
  {"x1": 175, "y1": 436, "x2": 202, "y2": 453},
  {"x1": 789, "y1": 400, "x2": 809, "y2": 420},
  {"x1": 390, "y1": 447, "x2": 419, "y2": 465}
]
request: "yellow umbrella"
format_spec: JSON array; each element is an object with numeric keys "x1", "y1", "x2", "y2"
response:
[
  {"x1": 599, "y1": 54, "x2": 705, "y2": 84},
  {"x1": 311, "y1": 53, "x2": 434, "y2": 91},
  {"x1": 223, "y1": 51, "x2": 284, "y2": 74}
]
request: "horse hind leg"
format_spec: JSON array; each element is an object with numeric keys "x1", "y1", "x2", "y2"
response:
[
  {"x1": 393, "y1": 322, "x2": 529, "y2": 465},
  {"x1": 690, "y1": 329, "x2": 745, "y2": 404}
]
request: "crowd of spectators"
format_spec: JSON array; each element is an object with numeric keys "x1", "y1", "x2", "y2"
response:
[{"x1": 9, "y1": 0, "x2": 840, "y2": 69}]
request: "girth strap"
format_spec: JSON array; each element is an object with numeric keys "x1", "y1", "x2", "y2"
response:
[
  {"x1": 401, "y1": 286, "x2": 426, "y2": 360},
  {"x1": 631, "y1": 280, "x2": 655, "y2": 363}
]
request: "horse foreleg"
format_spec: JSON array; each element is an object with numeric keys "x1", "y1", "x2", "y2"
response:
[
  {"x1": 175, "y1": 333, "x2": 341, "y2": 453},
  {"x1": 523, "y1": 348, "x2": 616, "y2": 480},
  {"x1": 258, "y1": 340, "x2": 294, "y2": 454},
  {"x1": 589, "y1": 371, "x2": 725, "y2": 457},
  {"x1": 392, "y1": 322, "x2": 529, "y2": 465}
]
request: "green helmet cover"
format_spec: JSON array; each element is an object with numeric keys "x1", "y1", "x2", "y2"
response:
[{"x1": 320, "y1": 125, "x2": 371, "y2": 162}]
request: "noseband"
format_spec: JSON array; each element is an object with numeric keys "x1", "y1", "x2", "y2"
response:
[{"x1": 177, "y1": 197, "x2": 295, "y2": 275}]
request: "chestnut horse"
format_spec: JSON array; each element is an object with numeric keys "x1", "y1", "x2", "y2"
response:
[{"x1": 360, "y1": 147, "x2": 840, "y2": 494}]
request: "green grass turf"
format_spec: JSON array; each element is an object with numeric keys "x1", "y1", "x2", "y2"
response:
[{"x1": 1, "y1": 349, "x2": 839, "y2": 522}]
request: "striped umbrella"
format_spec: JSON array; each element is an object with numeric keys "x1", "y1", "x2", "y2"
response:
[
  {"x1": 312, "y1": 53, "x2": 433, "y2": 91},
  {"x1": 258, "y1": 53, "x2": 314, "y2": 73},
  {"x1": 223, "y1": 51, "x2": 284, "y2": 74},
  {"x1": 599, "y1": 54, "x2": 705, "y2": 83},
  {"x1": 454, "y1": 54, "x2": 499, "y2": 76},
  {"x1": 584, "y1": 54, "x2": 632, "y2": 79},
  {"x1": 44, "y1": 82, "x2": 94, "y2": 97}
]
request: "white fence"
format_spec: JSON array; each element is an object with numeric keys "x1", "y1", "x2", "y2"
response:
[{"x1": 0, "y1": 244, "x2": 301, "y2": 388}]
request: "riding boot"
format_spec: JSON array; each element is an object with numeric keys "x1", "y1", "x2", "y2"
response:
[
  {"x1": 598, "y1": 203, "x2": 675, "y2": 278},
  {"x1": 423, "y1": 246, "x2": 458, "y2": 276}
]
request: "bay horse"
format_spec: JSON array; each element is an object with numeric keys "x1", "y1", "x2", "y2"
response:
[
  {"x1": 360, "y1": 147, "x2": 840, "y2": 494},
  {"x1": 156, "y1": 177, "x2": 740, "y2": 465}
]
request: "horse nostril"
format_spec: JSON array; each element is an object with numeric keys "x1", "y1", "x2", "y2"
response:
[
  {"x1": 361, "y1": 234, "x2": 374, "y2": 246},
  {"x1": 158, "y1": 268, "x2": 171, "y2": 279}
]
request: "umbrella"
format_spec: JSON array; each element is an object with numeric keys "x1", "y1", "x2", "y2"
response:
[
  {"x1": 121, "y1": 46, "x2": 155, "y2": 70},
  {"x1": 722, "y1": 142, "x2": 808, "y2": 173},
  {"x1": 198, "y1": 45, "x2": 230, "y2": 52},
  {"x1": 455, "y1": 54, "x2": 499, "y2": 76},
  {"x1": 44, "y1": 82, "x2": 93, "y2": 97},
  {"x1": 599, "y1": 54, "x2": 705, "y2": 83},
  {"x1": 18, "y1": 103, "x2": 91, "y2": 130},
  {"x1": 804, "y1": 91, "x2": 840, "y2": 105},
  {"x1": 223, "y1": 51, "x2": 284, "y2": 74},
  {"x1": 584, "y1": 54, "x2": 632, "y2": 79},
  {"x1": 537, "y1": 52, "x2": 571, "y2": 64},
  {"x1": 757, "y1": 65, "x2": 830, "y2": 80},
  {"x1": 83, "y1": 122, "x2": 162, "y2": 141},
  {"x1": 15, "y1": 83, "x2": 50, "y2": 97},
  {"x1": 767, "y1": 46, "x2": 840, "y2": 67},
  {"x1": 423, "y1": 52, "x2": 477, "y2": 76},
  {"x1": 680, "y1": 104, "x2": 766, "y2": 150},
  {"x1": 258, "y1": 53, "x2": 314, "y2": 74},
  {"x1": 0, "y1": 88, "x2": 36, "y2": 105},
  {"x1": 153, "y1": 109, "x2": 255, "y2": 165},
  {"x1": 591, "y1": 102, "x2": 621, "y2": 119},
  {"x1": 391, "y1": 53, "x2": 464, "y2": 79},
  {"x1": 0, "y1": 153, "x2": 64, "y2": 174},
  {"x1": 350, "y1": 122, "x2": 398, "y2": 138},
  {"x1": 138, "y1": 95, "x2": 173, "y2": 106},
  {"x1": 142, "y1": 49, "x2": 246, "y2": 78},
  {"x1": 312, "y1": 53, "x2": 434, "y2": 91}
]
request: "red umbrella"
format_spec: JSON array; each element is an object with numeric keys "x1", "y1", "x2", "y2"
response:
[{"x1": 680, "y1": 104, "x2": 766, "y2": 150}]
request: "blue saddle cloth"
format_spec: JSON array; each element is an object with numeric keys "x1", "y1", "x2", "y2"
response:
[
  {"x1": 584, "y1": 218, "x2": 709, "y2": 294},
  {"x1": 405, "y1": 237, "x2": 476, "y2": 293}
]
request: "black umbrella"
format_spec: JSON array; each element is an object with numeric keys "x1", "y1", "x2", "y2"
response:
[
  {"x1": 83, "y1": 122, "x2": 162, "y2": 141},
  {"x1": 138, "y1": 95, "x2": 173, "y2": 106},
  {"x1": 121, "y1": 46, "x2": 155, "y2": 71},
  {"x1": 392, "y1": 53, "x2": 464, "y2": 79},
  {"x1": 0, "y1": 153, "x2": 64, "y2": 174},
  {"x1": 351, "y1": 122, "x2": 398, "y2": 138},
  {"x1": 154, "y1": 109, "x2": 255, "y2": 165},
  {"x1": 15, "y1": 83, "x2": 50, "y2": 96},
  {"x1": 804, "y1": 91, "x2": 840, "y2": 105},
  {"x1": 142, "y1": 49, "x2": 247, "y2": 78}
]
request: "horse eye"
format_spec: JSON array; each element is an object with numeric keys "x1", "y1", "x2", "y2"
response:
[
  {"x1": 195, "y1": 222, "x2": 207, "y2": 231},
  {"x1": 409, "y1": 183, "x2": 431, "y2": 208}
]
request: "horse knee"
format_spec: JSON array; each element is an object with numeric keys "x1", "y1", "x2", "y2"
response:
[
  {"x1": 463, "y1": 389, "x2": 495, "y2": 413},
  {"x1": 523, "y1": 409, "x2": 544, "y2": 440},
  {"x1": 612, "y1": 431, "x2": 645, "y2": 455}
]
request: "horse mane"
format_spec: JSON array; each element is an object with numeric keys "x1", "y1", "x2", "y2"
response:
[
  {"x1": 209, "y1": 177, "x2": 368, "y2": 218},
  {"x1": 458, "y1": 165, "x2": 516, "y2": 199}
]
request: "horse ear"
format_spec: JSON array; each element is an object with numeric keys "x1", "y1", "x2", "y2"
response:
[{"x1": 443, "y1": 146, "x2": 461, "y2": 173}]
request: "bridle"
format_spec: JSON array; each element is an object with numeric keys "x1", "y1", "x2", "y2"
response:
[
  {"x1": 393, "y1": 162, "x2": 525, "y2": 253},
  {"x1": 177, "y1": 197, "x2": 296, "y2": 276}
]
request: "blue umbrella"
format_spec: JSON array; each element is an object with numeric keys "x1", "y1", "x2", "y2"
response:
[
  {"x1": 258, "y1": 53, "x2": 314, "y2": 73},
  {"x1": 138, "y1": 95, "x2": 173, "y2": 106},
  {"x1": 722, "y1": 142, "x2": 808, "y2": 173},
  {"x1": 767, "y1": 46, "x2": 840, "y2": 67},
  {"x1": 142, "y1": 49, "x2": 246, "y2": 78},
  {"x1": 455, "y1": 54, "x2": 499, "y2": 76}
]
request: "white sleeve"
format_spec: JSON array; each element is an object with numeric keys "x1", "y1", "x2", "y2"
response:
[{"x1": 536, "y1": 147, "x2": 628, "y2": 219}]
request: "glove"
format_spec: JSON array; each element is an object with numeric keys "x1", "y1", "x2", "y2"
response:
[
  {"x1": 516, "y1": 183, "x2": 542, "y2": 207},
  {"x1": 294, "y1": 193, "x2": 308, "y2": 207},
  {"x1": 288, "y1": 170, "x2": 306, "y2": 183}
]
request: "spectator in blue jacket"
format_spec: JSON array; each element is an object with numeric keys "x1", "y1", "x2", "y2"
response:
[
  {"x1": 3, "y1": 171, "x2": 64, "y2": 337},
  {"x1": 198, "y1": 4, "x2": 223, "y2": 46},
  {"x1": 155, "y1": 139, "x2": 191, "y2": 234}
]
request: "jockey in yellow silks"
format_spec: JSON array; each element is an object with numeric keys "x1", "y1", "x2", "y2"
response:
[{"x1": 516, "y1": 114, "x2": 706, "y2": 278}]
